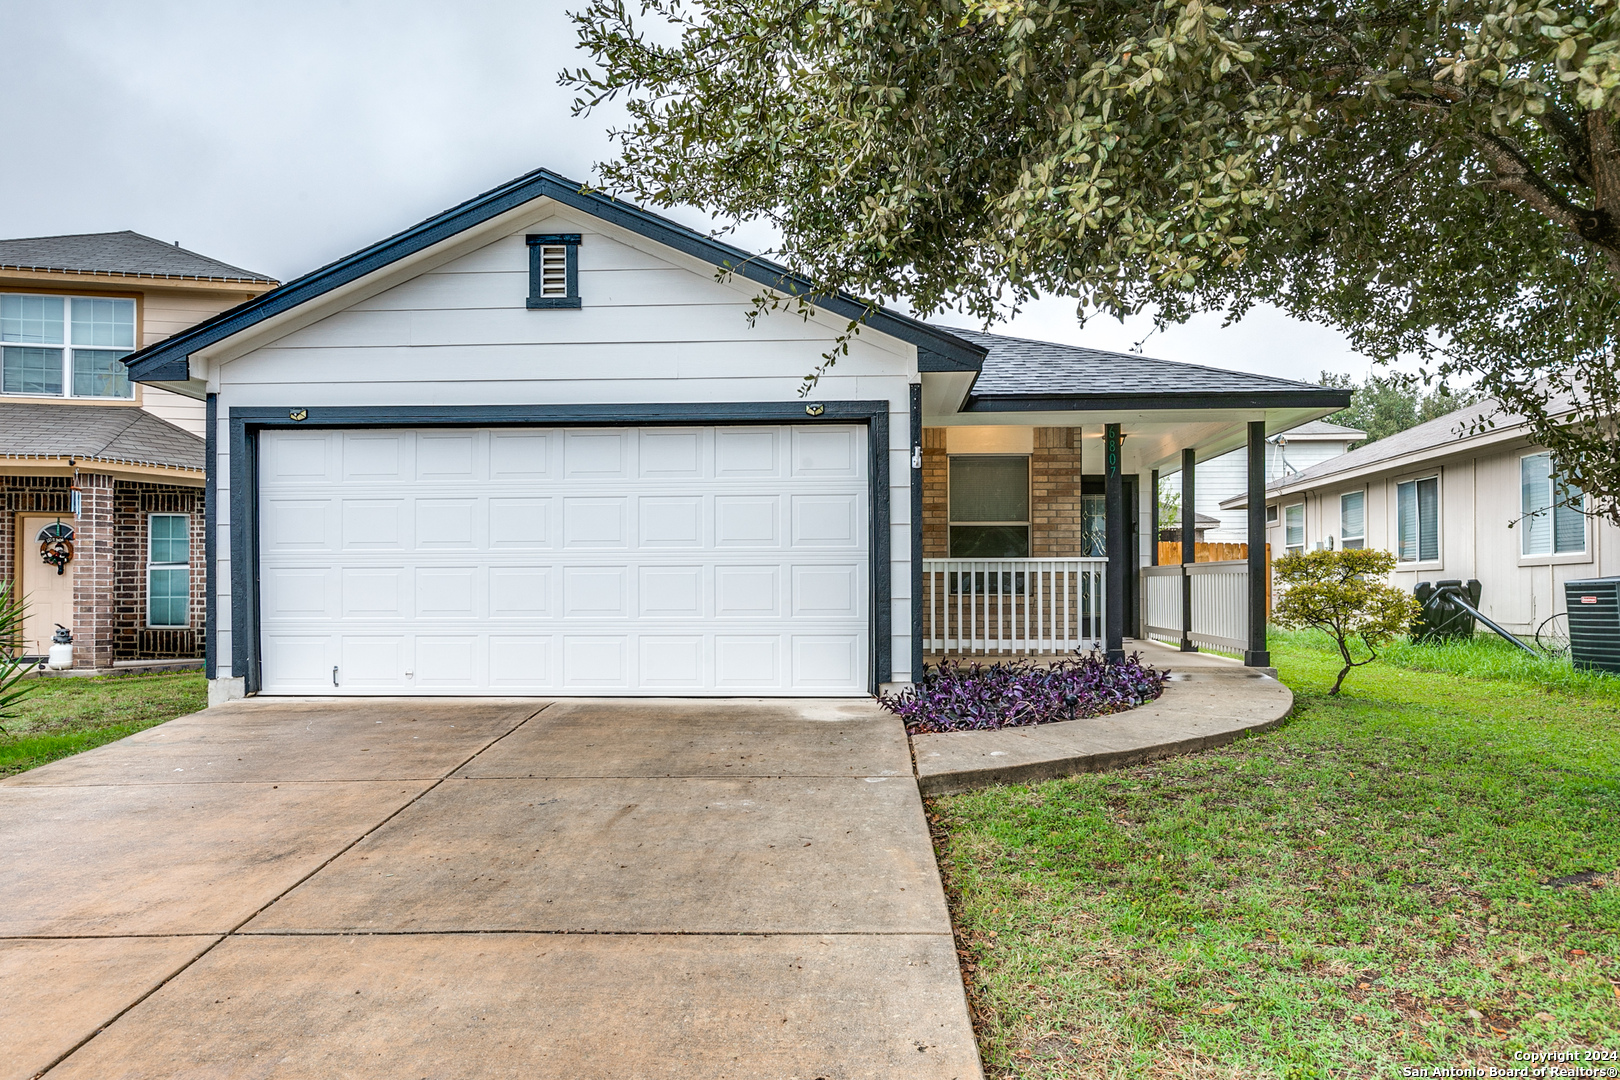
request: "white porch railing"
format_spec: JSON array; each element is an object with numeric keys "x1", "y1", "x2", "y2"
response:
[
  {"x1": 1141, "y1": 560, "x2": 1250, "y2": 652},
  {"x1": 922, "y1": 559, "x2": 1106, "y2": 655}
]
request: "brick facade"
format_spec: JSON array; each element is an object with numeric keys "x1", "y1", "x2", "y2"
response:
[
  {"x1": 922, "y1": 427, "x2": 1093, "y2": 558},
  {"x1": 4, "y1": 471, "x2": 202, "y2": 666}
]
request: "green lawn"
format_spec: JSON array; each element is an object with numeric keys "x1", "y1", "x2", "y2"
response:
[
  {"x1": 931, "y1": 633, "x2": 1620, "y2": 1078},
  {"x1": 0, "y1": 670, "x2": 206, "y2": 777}
]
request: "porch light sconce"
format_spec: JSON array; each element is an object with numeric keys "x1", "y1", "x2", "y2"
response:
[
  {"x1": 805, "y1": 403, "x2": 824, "y2": 417},
  {"x1": 289, "y1": 409, "x2": 309, "y2": 422}
]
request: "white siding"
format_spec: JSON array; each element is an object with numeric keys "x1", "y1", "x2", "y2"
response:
[{"x1": 211, "y1": 202, "x2": 917, "y2": 686}]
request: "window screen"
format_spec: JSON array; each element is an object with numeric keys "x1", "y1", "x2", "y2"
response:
[
  {"x1": 1397, "y1": 476, "x2": 1439, "y2": 562},
  {"x1": 1340, "y1": 490, "x2": 1365, "y2": 549},
  {"x1": 1521, "y1": 452, "x2": 1586, "y2": 555},
  {"x1": 1284, "y1": 504, "x2": 1304, "y2": 553},
  {"x1": 948, "y1": 455, "x2": 1029, "y2": 558}
]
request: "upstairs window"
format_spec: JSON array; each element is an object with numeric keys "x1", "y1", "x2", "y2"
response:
[
  {"x1": 1, "y1": 293, "x2": 135, "y2": 399},
  {"x1": 1396, "y1": 475, "x2": 1440, "y2": 562},
  {"x1": 526, "y1": 233, "x2": 581, "y2": 309},
  {"x1": 1520, "y1": 452, "x2": 1585, "y2": 555},
  {"x1": 1340, "y1": 490, "x2": 1365, "y2": 550},
  {"x1": 948, "y1": 455, "x2": 1030, "y2": 558}
]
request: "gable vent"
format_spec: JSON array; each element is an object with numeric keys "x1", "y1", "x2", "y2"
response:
[{"x1": 525, "y1": 233, "x2": 581, "y2": 309}]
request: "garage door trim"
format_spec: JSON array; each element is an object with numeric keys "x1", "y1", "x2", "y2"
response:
[{"x1": 228, "y1": 402, "x2": 892, "y2": 694}]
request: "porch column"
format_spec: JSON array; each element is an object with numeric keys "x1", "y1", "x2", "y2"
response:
[
  {"x1": 1104, "y1": 423, "x2": 1125, "y2": 662},
  {"x1": 1244, "y1": 421, "x2": 1271, "y2": 668},
  {"x1": 71, "y1": 471, "x2": 116, "y2": 670},
  {"x1": 1179, "y1": 448, "x2": 1196, "y2": 652},
  {"x1": 1149, "y1": 469, "x2": 1159, "y2": 566}
]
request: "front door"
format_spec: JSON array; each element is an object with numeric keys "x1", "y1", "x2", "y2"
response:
[{"x1": 16, "y1": 514, "x2": 76, "y2": 656}]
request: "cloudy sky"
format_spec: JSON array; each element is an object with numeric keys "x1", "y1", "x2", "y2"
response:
[{"x1": 3, "y1": 1, "x2": 1388, "y2": 383}]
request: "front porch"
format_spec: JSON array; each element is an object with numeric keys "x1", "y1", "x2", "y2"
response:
[{"x1": 914, "y1": 330, "x2": 1348, "y2": 671}]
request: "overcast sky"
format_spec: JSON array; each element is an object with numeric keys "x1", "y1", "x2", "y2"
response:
[{"x1": 3, "y1": 0, "x2": 1390, "y2": 383}]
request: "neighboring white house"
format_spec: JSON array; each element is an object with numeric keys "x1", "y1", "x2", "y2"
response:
[
  {"x1": 1165, "y1": 419, "x2": 1364, "y2": 542},
  {"x1": 122, "y1": 168, "x2": 1348, "y2": 700},
  {"x1": 1224, "y1": 398, "x2": 1616, "y2": 636}
]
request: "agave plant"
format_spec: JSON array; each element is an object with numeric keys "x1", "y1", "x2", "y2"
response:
[{"x1": 0, "y1": 583, "x2": 37, "y2": 733}]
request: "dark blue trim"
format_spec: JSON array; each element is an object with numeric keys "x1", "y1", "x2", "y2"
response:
[
  {"x1": 917, "y1": 346, "x2": 980, "y2": 373},
  {"x1": 1104, "y1": 423, "x2": 1125, "y2": 663},
  {"x1": 228, "y1": 401, "x2": 895, "y2": 695},
  {"x1": 1244, "y1": 421, "x2": 1271, "y2": 668},
  {"x1": 204, "y1": 392, "x2": 217, "y2": 681},
  {"x1": 909, "y1": 383, "x2": 923, "y2": 682},
  {"x1": 228, "y1": 410, "x2": 260, "y2": 690},
  {"x1": 965, "y1": 389, "x2": 1352, "y2": 413},
  {"x1": 123, "y1": 168, "x2": 985, "y2": 383},
  {"x1": 526, "y1": 233, "x2": 582, "y2": 310}
]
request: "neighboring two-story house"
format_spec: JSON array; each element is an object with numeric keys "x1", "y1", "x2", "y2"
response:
[
  {"x1": 1, "y1": 232, "x2": 276, "y2": 667},
  {"x1": 1228, "y1": 396, "x2": 1616, "y2": 636},
  {"x1": 1165, "y1": 419, "x2": 1365, "y2": 542}
]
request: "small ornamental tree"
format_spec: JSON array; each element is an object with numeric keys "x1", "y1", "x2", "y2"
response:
[{"x1": 1271, "y1": 549, "x2": 1420, "y2": 696}]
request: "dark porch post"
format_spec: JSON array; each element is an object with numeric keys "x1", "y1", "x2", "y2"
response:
[
  {"x1": 1244, "y1": 420, "x2": 1271, "y2": 668},
  {"x1": 1149, "y1": 469, "x2": 1159, "y2": 566},
  {"x1": 1104, "y1": 423, "x2": 1125, "y2": 662},
  {"x1": 1179, "y1": 447, "x2": 1196, "y2": 652}
]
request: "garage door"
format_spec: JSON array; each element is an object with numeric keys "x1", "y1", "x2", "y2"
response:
[{"x1": 256, "y1": 425, "x2": 870, "y2": 695}]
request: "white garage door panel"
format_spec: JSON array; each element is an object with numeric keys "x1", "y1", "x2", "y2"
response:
[{"x1": 258, "y1": 426, "x2": 869, "y2": 695}]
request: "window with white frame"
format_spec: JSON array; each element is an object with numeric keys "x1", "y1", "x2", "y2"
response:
[
  {"x1": 948, "y1": 455, "x2": 1030, "y2": 558},
  {"x1": 147, "y1": 514, "x2": 190, "y2": 628},
  {"x1": 1396, "y1": 475, "x2": 1440, "y2": 562},
  {"x1": 0, "y1": 294, "x2": 135, "y2": 399},
  {"x1": 1340, "y1": 490, "x2": 1366, "y2": 550},
  {"x1": 1520, "y1": 452, "x2": 1586, "y2": 556},
  {"x1": 1266, "y1": 504, "x2": 1279, "y2": 525},
  {"x1": 1283, "y1": 503, "x2": 1305, "y2": 554}
]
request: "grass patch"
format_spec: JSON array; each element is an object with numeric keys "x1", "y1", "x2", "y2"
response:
[
  {"x1": 930, "y1": 636, "x2": 1620, "y2": 1078},
  {"x1": 0, "y1": 670, "x2": 206, "y2": 776},
  {"x1": 1273, "y1": 625, "x2": 1620, "y2": 701}
]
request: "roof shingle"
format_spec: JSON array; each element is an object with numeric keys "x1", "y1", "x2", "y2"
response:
[
  {"x1": 0, "y1": 231, "x2": 274, "y2": 283},
  {"x1": 937, "y1": 325, "x2": 1342, "y2": 402},
  {"x1": 0, "y1": 403, "x2": 203, "y2": 471}
]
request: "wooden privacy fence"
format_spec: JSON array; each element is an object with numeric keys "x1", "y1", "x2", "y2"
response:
[{"x1": 1155, "y1": 542, "x2": 1271, "y2": 616}]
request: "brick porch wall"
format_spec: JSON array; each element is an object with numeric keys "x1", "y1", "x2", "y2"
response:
[
  {"x1": 111, "y1": 483, "x2": 203, "y2": 662},
  {"x1": 4, "y1": 472, "x2": 202, "y2": 665},
  {"x1": 921, "y1": 427, "x2": 1089, "y2": 558},
  {"x1": 0, "y1": 475, "x2": 75, "y2": 593}
]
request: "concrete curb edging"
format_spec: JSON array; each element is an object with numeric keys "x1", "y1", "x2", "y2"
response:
[{"x1": 911, "y1": 670, "x2": 1294, "y2": 796}]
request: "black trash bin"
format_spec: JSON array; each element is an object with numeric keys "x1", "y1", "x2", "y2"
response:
[{"x1": 1566, "y1": 577, "x2": 1620, "y2": 674}]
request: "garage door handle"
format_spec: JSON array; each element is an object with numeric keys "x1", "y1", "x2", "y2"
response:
[{"x1": 332, "y1": 666, "x2": 339, "y2": 688}]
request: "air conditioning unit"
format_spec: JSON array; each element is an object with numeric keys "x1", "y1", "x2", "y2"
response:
[{"x1": 1565, "y1": 577, "x2": 1620, "y2": 674}]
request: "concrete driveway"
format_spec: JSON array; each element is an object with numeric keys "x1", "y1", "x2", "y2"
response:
[{"x1": 1, "y1": 698, "x2": 981, "y2": 1079}]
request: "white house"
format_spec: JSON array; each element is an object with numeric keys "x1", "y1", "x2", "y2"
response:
[
  {"x1": 1163, "y1": 419, "x2": 1364, "y2": 543},
  {"x1": 1225, "y1": 396, "x2": 1616, "y2": 636},
  {"x1": 122, "y1": 169, "x2": 1349, "y2": 701}
]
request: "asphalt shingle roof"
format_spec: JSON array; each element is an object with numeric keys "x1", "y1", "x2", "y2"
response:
[
  {"x1": 937, "y1": 326, "x2": 1341, "y2": 401},
  {"x1": 0, "y1": 403, "x2": 203, "y2": 471},
  {"x1": 0, "y1": 231, "x2": 274, "y2": 283}
]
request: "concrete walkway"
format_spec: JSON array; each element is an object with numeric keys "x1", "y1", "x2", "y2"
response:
[{"x1": 1, "y1": 698, "x2": 982, "y2": 1080}]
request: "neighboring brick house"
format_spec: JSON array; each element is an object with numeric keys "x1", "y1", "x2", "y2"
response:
[{"x1": 1, "y1": 232, "x2": 275, "y2": 668}]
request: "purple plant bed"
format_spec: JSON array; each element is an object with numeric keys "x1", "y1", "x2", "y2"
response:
[{"x1": 880, "y1": 651, "x2": 1170, "y2": 735}]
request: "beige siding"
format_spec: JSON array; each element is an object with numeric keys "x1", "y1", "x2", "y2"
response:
[{"x1": 1269, "y1": 439, "x2": 1615, "y2": 633}]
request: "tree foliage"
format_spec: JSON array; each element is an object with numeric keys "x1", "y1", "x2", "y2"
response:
[
  {"x1": 1271, "y1": 548, "x2": 1421, "y2": 694},
  {"x1": 566, "y1": 0, "x2": 1620, "y2": 519},
  {"x1": 1319, "y1": 369, "x2": 1486, "y2": 444}
]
